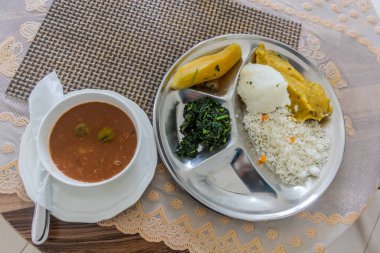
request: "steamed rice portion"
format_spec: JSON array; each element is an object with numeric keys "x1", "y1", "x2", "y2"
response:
[{"x1": 242, "y1": 108, "x2": 330, "y2": 185}]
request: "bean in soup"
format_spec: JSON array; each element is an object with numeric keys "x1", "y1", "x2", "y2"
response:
[{"x1": 49, "y1": 102, "x2": 137, "y2": 182}]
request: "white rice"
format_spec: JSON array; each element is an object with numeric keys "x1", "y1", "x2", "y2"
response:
[{"x1": 242, "y1": 107, "x2": 330, "y2": 185}]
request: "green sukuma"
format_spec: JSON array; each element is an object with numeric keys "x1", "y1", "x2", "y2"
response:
[{"x1": 176, "y1": 97, "x2": 231, "y2": 158}]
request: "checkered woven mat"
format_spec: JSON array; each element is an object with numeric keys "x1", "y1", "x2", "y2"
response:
[{"x1": 7, "y1": 0, "x2": 301, "y2": 117}]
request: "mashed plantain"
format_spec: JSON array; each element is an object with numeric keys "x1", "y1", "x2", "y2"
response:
[{"x1": 254, "y1": 44, "x2": 333, "y2": 122}]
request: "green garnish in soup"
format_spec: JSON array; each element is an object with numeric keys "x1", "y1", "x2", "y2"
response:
[
  {"x1": 74, "y1": 123, "x2": 89, "y2": 137},
  {"x1": 97, "y1": 127, "x2": 115, "y2": 143}
]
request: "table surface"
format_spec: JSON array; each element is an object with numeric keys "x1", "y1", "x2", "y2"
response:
[
  {"x1": 0, "y1": 194, "x2": 187, "y2": 253},
  {"x1": 2, "y1": 1, "x2": 380, "y2": 252}
]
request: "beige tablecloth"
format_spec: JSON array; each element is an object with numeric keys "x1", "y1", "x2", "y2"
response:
[{"x1": 1, "y1": 0, "x2": 380, "y2": 252}]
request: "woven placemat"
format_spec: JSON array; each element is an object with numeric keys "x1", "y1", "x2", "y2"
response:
[{"x1": 7, "y1": 0, "x2": 301, "y2": 116}]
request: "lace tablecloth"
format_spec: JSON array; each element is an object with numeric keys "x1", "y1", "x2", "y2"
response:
[{"x1": 1, "y1": 0, "x2": 380, "y2": 252}]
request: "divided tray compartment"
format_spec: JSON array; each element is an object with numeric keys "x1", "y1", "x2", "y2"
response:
[{"x1": 153, "y1": 34, "x2": 345, "y2": 221}]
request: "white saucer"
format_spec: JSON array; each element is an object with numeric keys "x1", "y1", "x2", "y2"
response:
[{"x1": 19, "y1": 93, "x2": 157, "y2": 223}]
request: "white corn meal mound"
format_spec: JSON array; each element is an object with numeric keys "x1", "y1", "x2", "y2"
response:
[
  {"x1": 237, "y1": 64, "x2": 290, "y2": 114},
  {"x1": 242, "y1": 107, "x2": 330, "y2": 185}
]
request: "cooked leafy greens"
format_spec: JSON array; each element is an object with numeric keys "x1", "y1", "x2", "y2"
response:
[{"x1": 176, "y1": 97, "x2": 231, "y2": 158}]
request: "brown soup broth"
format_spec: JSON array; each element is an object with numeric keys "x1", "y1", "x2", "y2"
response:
[{"x1": 49, "y1": 102, "x2": 137, "y2": 182}]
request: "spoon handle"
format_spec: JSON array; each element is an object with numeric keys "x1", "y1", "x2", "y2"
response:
[{"x1": 31, "y1": 203, "x2": 50, "y2": 245}]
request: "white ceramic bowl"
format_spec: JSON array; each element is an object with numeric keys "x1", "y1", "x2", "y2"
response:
[{"x1": 37, "y1": 90, "x2": 142, "y2": 187}]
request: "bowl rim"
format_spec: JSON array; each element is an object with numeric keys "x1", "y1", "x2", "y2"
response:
[{"x1": 36, "y1": 89, "x2": 142, "y2": 188}]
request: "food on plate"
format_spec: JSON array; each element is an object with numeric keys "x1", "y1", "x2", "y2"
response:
[
  {"x1": 176, "y1": 97, "x2": 231, "y2": 158},
  {"x1": 237, "y1": 63, "x2": 290, "y2": 114},
  {"x1": 237, "y1": 44, "x2": 332, "y2": 184},
  {"x1": 170, "y1": 43, "x2": 242, "y2": 90},
  {"x1": 243, "y1": 108, "x2": 329, "y2": 185},
  {"x1": 254, "y1": 43, "x2": 333, "y2": 122},
  {"x1": 49, "y1": 102, "x2": 137, "y2": 182}
]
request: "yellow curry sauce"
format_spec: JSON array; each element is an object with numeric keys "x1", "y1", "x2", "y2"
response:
[{"x1": 254, "y1": 44, "x2": 333, "y2": 122}]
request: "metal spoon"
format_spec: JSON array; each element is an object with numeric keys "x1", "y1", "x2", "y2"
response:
[{"x1": 31, "y1": 203, "x2": 50, "y2": 245}]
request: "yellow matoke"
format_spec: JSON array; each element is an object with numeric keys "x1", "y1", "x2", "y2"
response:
[{"x1": 170, "y1": 43, "x2": 242, "y2": 90}]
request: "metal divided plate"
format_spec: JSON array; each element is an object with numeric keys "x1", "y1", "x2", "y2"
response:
[{"x1": 153, "y1": 34, "x2": 345, "y2": 221}]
